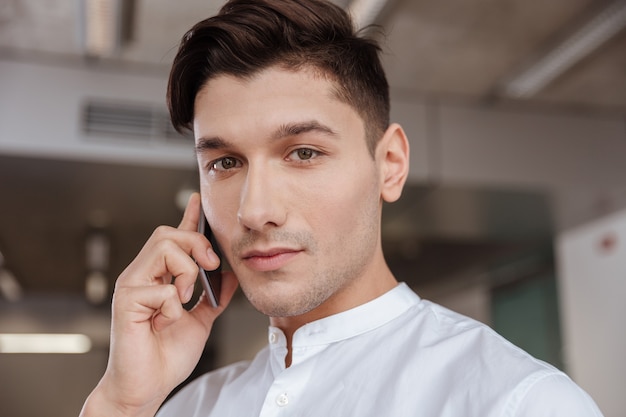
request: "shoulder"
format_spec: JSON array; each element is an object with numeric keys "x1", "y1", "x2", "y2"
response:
[
  {"x1": 408, "y1": 299, "x2": 555, "y2": 377},
  {"x1": 506, "y1": 371, "x2": 604, "y2": 416},
  {"x1": 401, "y1": 298, "x2": 604, "y2": 415}
]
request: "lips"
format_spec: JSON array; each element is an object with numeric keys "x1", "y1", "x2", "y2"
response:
[{"x1": 241, "y1": 247, "x2": 303, "y2": 272}]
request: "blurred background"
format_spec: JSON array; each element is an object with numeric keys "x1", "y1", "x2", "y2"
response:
[{"x1": 0, "y1": 0, "x2": 625, "y2": 415}]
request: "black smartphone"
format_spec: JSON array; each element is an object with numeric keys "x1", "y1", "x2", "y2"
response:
[{"x1": 197, "y1": 208, "x2": 222, "y2": 307}]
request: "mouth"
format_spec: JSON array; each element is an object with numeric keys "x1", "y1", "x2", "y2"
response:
[{"x1": 241, "y1": 247, "x2": 304, "y2": 272}]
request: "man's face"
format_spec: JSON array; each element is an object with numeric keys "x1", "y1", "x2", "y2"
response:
[{"x1": 193, "y1": 66, "x2": 384, "y2": 318}]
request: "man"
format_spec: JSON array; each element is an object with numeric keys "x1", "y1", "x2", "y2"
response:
[{"x1": 80, "y1": 0, "x2": 604, "y2": 416}]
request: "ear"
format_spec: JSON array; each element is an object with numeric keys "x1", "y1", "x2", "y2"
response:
[{"x1": 377, "y1": 123, "x2": 410, "y2": 203}]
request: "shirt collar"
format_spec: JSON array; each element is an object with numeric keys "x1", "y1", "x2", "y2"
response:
[{"x1": 268, "y1": 282, "x2": 420, "y2": 348}]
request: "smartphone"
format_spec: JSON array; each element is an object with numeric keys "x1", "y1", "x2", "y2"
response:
[{"x1": 197, "y1": 208, "x2": 222, "y2": 307}]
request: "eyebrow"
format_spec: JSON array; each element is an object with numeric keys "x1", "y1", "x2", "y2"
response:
[
  {"x1": 195, "y1": 120, "x2": 337, "y2": 155},
  {"x1": 195, "y1": 136, "x2": 230, "y2": 154},
  {"x1": 272, "y1": 120, "x2": 337, "y2": 140}
]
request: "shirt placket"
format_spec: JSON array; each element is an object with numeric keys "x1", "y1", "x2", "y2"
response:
[{"x1": 259, "y1": 339, "x2": 324, "y2": 417}]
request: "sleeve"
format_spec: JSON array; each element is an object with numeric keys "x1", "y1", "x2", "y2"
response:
[{"x1": 507, "y1": 371, "x2": 604, "y2": 417}]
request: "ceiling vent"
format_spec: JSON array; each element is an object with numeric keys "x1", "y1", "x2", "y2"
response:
[{"x1": 81, "y1": 100, "x2": 191, "y2": 143}]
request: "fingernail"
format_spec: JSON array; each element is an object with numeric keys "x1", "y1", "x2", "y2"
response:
[
  {"x1": 207, "y1": 249, "x2": 220, "y2": 265},
  {"x1": 184, "y1": 285, "x2": 194, "y2": 303}
]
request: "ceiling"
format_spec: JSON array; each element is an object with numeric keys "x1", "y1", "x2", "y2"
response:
[
  {"x1": 381, "y1": 0, "x2": 626, "y2": 111},
  {"x1": 0, "y1": 0, "x2": 624, "y2": 112},
  {"x1": 0, "y1": 0, "x2": 623, "y2": 298}
]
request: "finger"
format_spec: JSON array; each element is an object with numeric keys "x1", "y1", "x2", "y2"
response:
[
  {"x1": 151, "y1": 226, "x2": 218, "y2": 270},
  {"x1": 176, "y1": 193, "x2": 222, "y2": 269},
  {"x1": 113, "y1": 284, "x2": 184, "y2": 329},
  {"x1": 152, "y1": 291, "x2": 186, "y2": 332},
  {"x1": 190, "y1": 271, "x2": 239, "y2": 327},
  {"x1": 149, "y1": 242, "x2": 213, "y2": 305},
  {"x1": 149, "y1": 237, "x2": 219, "y2": 304},
  {"x1": 174, "y1": 192, "x2": 222, "y2": 272},
  {"x1": 162, "y1": 249, "x2": 200, "y2": 304},
  {"x1": 120, "y1": 237, "x2": 198, "y2": 282},
  {"x1": 117, "y1": 227, "x2": 218, "y2": 291},
  {"x1": 178, "y1": 192, "x2": 201, "y2": 232}
]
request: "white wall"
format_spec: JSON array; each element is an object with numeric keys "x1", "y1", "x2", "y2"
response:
[
  {"x1": 556, "y1": 210, "x2": 626, "y2": 417},
  {"x1": 0, "y1": 59, "x2": 195, "y2": 167},
  {"x1": 393, "y1": 99, "x2": 626, "y2": 231},
  {"x1": 3, "y1": 58, "x2": 625, "y2": 193}
]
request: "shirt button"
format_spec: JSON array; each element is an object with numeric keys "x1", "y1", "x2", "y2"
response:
[
  {"x1": 276, "y1": 393, "x2": 289, "y2": 407},
  {"x1": 269, "y1": 332, "x2": 278, "y2": 344}
]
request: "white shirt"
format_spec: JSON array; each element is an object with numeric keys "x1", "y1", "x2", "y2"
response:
[{"x1": 157, "y1": 283, "x2": 603, "y2": 417}]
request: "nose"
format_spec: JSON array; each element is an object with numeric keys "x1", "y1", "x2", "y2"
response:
[{"x1": 237, "y1": 163, "x2": 286, "y2": 232}]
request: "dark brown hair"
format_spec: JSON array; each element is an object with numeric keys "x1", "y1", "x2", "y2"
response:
[{"x1": 167, "y1": 0, "x2": 389, "y2": 155}]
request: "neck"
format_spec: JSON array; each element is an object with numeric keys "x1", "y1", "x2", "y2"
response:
[{"x1": 270, "y1": 268, "x2": 397, "y2": 368}]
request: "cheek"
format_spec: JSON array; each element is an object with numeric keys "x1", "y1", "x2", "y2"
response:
[
  {"x1": 309, "y1": 167, "x2": 380, "y2": 241},
  {"x1": 200, "y1": 180, "x2": 240, "y2": 244}
]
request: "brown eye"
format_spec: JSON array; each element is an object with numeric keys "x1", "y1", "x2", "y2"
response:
[
  {"x1": 212, "y1": 157, "x2": 239, "y2": 171},
  {"x1": 296, "y1": 148, "x2": 313, "y2": 160},
  {"x1": 221, "y1": 157, "x2": 237, "y2": 169}
]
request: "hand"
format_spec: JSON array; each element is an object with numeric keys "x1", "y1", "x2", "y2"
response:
[{"x1": 80, "y1": 193, "x2": 238, "y2": 417}]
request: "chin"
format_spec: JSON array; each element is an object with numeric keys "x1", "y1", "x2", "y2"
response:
[{"x1": 242, "y1": 282, "x2": 327, "y2": 318}]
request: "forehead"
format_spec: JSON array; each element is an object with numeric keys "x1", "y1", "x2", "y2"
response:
[
  {"x1": 196, "y1": 65, "x2": 335, "y2": 106},
  {"x1": 193, "y1": 66, "x2": 363, "y2": 140}
]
